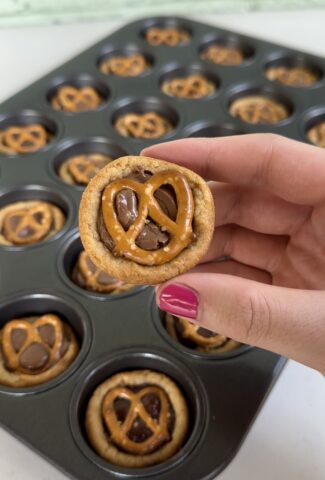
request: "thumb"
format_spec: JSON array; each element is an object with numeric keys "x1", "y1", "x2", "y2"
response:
[{"x1": 156, "y1": 273, "x2": 325, "y2": 373}]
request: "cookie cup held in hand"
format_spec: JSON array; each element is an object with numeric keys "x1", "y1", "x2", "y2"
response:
[{"x1": 79, "y1": 156, "x2": 214, "y2": 284}]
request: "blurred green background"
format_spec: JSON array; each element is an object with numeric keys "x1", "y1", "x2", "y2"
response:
[{"x1": 1, "y1": 0, "x2": 325, "y2": 27}]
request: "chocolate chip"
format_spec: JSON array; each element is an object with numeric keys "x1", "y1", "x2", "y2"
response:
[
  {"x1": 19, "y1": 342, "x2": 49, "y2": 371},
  {"x1": 196, "y1": 326, "x2": 218, "y2": 338},
  {"x1": 11, "y1": 328, "x2": 27, "y2": 352},
  {"x1": 135, "y1": 222, "x2": 169, "y2": 250},
  {"x1": 38, "y1": 324, "x2": 55, "y2": 348},
  {"x1": 115, "y1": 189, "x2": 138, "y2": 230},
  {"x1": 85, "y1": 255, "x2": 97, "y2": 274},
  {"x1": 8, "y1": 215, "x2": 21, "y2": 230},
  {"x1": 17, "y1": 226, "x2": 35, "y2": 238}
]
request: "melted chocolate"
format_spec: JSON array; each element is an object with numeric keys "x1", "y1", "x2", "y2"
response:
[
  {"x1": 11, "y1": 328, "x2": 27, "y2": 352},
  {"x1": 196, "y1": 326, "x2": 218, "y2": 338},
  {"x1": 19, "y1": 342, "x2": 49, "y2": 371},
  {"x1": 98, "y1": 168, "x2": 178, "y2": 253}
]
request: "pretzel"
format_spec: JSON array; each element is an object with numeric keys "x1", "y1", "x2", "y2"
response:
[
  {"x1": 145, "y1": 27, "x2": 190, "y2": 46},
  {"x1": 307, "y1": 121, "x2": 325, "y2": 147},
  {"x1": 265, "y1": 66, "x2": 318, "y2": 87},
  {"x1": 0, "y1": 124, "x2": 48, "y2": 154},
  {"x1": 201, "y1": 44, "x2": 244, "y2": 65},
  {"x1": 2, "y1": 202, "x2": 53, "y2": 245},
  {"x1": 2, "y1": 314, "x2": 65, "y2": 374},
  {"x1": 100, "y1": 53, "x2": 148, "y2": 77},
  {"x1": 76, "y1": 250, "x2": 132, "y2": 293},
  {"x1": 51, "y1": 86, "x2": 102, "y2": 112},
  {"x1": 102, "y1": 170, "x2": 194, "y2": 266},
  {"x1": 66, "y1": 154, "x2": 112, "y2": 185},
  {"x1": 229, "y1": 96, "x2": 288, "y2": 124},
  {"x1": 177, "y1": 317, "x2": 228, "y2": 348},
  {"x1": 102, "y1": 385, "x2": 171, "y2": 454},
  {"x1": 162, "y1": 74, "x2": 215, "y2": 99},
  {"x1": 115, "y1": 112, "x2": 172, "y2": 139}
]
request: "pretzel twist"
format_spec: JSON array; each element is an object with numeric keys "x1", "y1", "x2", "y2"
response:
[
  {"x1": 102, "y1": 170, "x2": 194, "y2": 266},
  {"x1": 67, "y1": 154, "x2": 111, "y2": 185},
  {"x1": 115, "y1": 113, "x2": 171, "y2": 139},
  {"x1": 100, "y1": 54, "x2": 148, "y2": 77},
  {"x1": 178, "y1": 317, "x2": 227, "y2": 347},
  {"x1": 145, "y1": 27, "x2": 189, "y2": 46},
  {"x1": 162, "y1": 74, "x2": 214, "y2": 99},
  {"x1": 2, "y1": 314, "x2": 65, "y2": 374},
  {"x1": 102, "y1": 386, "x2": 171, "y2": 454},
  {"x1": 0, "y1": 124, "x2": 48, "y2": 154},
  {"x1": 78, "y1": 250, "x2": 123, "y2": 292},
  {"x1": 52, "y1": 86, "x2": 102, "y2": 112},
  {"x1": 3, "y1": 202, "x2": 53, "y2": 245},
  {"x1": 201, "y1": 45, "x2": 244, "y2": 65},
  {"x1": 230, "y1": 97, "x2": 288, "y2": 124},
  {"x1": 266, "y1": 66, "x2": 318, "y2": 86}
]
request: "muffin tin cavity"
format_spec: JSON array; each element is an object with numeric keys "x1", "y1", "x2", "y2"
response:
[
  {"x1": 264, "y1": 52, "x2": 323, "y2": 87},
  {"x1": 98, "y1": 45, "x2": 154, "y2": 77},
  {"x1": 0, "y1": 110, "x2": 58, "y2": 156},
  {"x1": 47, "y1": 75, "x2": 110, "y2": 113},
  {"x1": 152, "y1": 307, "x2": 251, "y2": 360},
  {"x1": 159, "y1": 64, "x2": 219, "y2": 99},
  {"x1": 69, "y1": 349, "x2": 206, "y2": 477},
  {"x1": 140, "y1": 18, "x2": 192, "y2": 46},
  {"x1": 112, "y1": 97, "x2": 179, "y2": 140},
  {"x1": 51, "y1": 137, "x2": 127, "y2": 188},
  {"x1": 199, "y1": 33, "x2": 254, "y2": 66},
  {"x1": 0, "y1": 185, "x2": 73, "y2": 249},
  {"x1": 185, "y1": 121, "x2": 243, "y2": 137},
  {"x1": 301, "y1": 107, "x2": 325, "y2": 147},
  {"x1": 0, "y1": 291, "x2": 91, "y2": 394},
  {"x1": 227, "y1": 84, "x2": 294, "y2": 125},
  {"x1": 58, "y1": 229, "x2": 144, "y2": 300}
]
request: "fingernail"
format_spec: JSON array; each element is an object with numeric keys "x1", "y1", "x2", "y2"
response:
[{"x1": 158, "y1": 283, "x2": 199, "y2": 320}]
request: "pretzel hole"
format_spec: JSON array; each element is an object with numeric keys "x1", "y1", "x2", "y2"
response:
[
  {"x1": 196, "y1": 326, "x2": 219, "y2": 338},
  {"x1": 128, "y1": 416, "x2": 153, "y2": 443},
  {"x1": 32, "y1": 211, "x2": 44, "y2": 223},
  {"x1": 7, "y1": 215, "x2": 21, "y2": 230}
]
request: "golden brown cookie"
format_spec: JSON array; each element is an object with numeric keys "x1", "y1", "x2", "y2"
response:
[
  {"x1": 201, "y1": 44, "x2": 244, "y2": 65},
  {"x1": 162, "y1": 74, "x2": 215, "y2": 99},
  {"x1": 0, "y1": 314, "x2": 79, "y2": 387},
  {"x1": 0, "y1": 124, "x2": 51, "y2": 155},
  {"x1": 265, "y1": 66, "x2": 318, "y2": 87},
  {"x1": 306, "y1": 121, "x2": 325, "y2": 147},
  {"x1": 114, "y1": 112, "x2": 172, "y2": 139},
  {"x1": 0, "y1": 200, "x2": 66, "y2": 246},
  {"x1": 165, "y1": 314, "x2": 241, "y2": 353},
  {"x1": 145, "y1": 27, "x2": 190, "y2": 46},
  {"x1": 229, "y1": 95, "x2": 289, "y2": 124},
  {"x1": 59, "y1": 153, "x2": 113, "y2": 186},
  {"x1": 79, "y1": 156, "x2": 214, "y2": 284},
  {"x1": 72, "y1": 250, "x2": 135, "y2": 294},
  {"x1": 86, "y1": 370, "x2": 188, "y2": 467},
  {"x1": 51, "y1": 85, "x2": 103, "y2": 112},
  {"x1": 99, "y1": 53, "x2": 149, "y2": 77}
]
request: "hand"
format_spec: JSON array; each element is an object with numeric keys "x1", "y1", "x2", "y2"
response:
[{"x1": 142, "y1": 134, "x2": 325, "y2": 373}]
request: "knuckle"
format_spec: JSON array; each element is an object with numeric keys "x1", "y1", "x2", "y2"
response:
[{"x1": 236, "y1": 287, "x2": 272, "y2": 344}]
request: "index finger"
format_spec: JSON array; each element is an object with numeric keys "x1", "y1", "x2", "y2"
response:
[{"x1": 142, "y1": 133, "x2": 325, "y2": 205}]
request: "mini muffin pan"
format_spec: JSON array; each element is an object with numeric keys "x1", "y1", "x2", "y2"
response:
[{"x1": 4, "y1": 14, "x2": 325, "y2": 479}]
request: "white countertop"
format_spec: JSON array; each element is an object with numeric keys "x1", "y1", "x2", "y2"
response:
[{"x1": 0, "y1": 9, "x2": 324, "y2": 480}]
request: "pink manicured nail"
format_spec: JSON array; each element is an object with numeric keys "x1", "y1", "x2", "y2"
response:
[{"x1": 158, "y1": 283, "x2": 199, "y2": 320}]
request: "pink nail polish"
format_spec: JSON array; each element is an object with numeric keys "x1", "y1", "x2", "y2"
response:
[{"x1": 158, "y1": 283, "x2": 199, "y2": 320}]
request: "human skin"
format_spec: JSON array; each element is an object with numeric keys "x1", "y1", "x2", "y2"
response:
[{"x1": 142, "y1": 134, "x2": 325, "y2": 374}]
